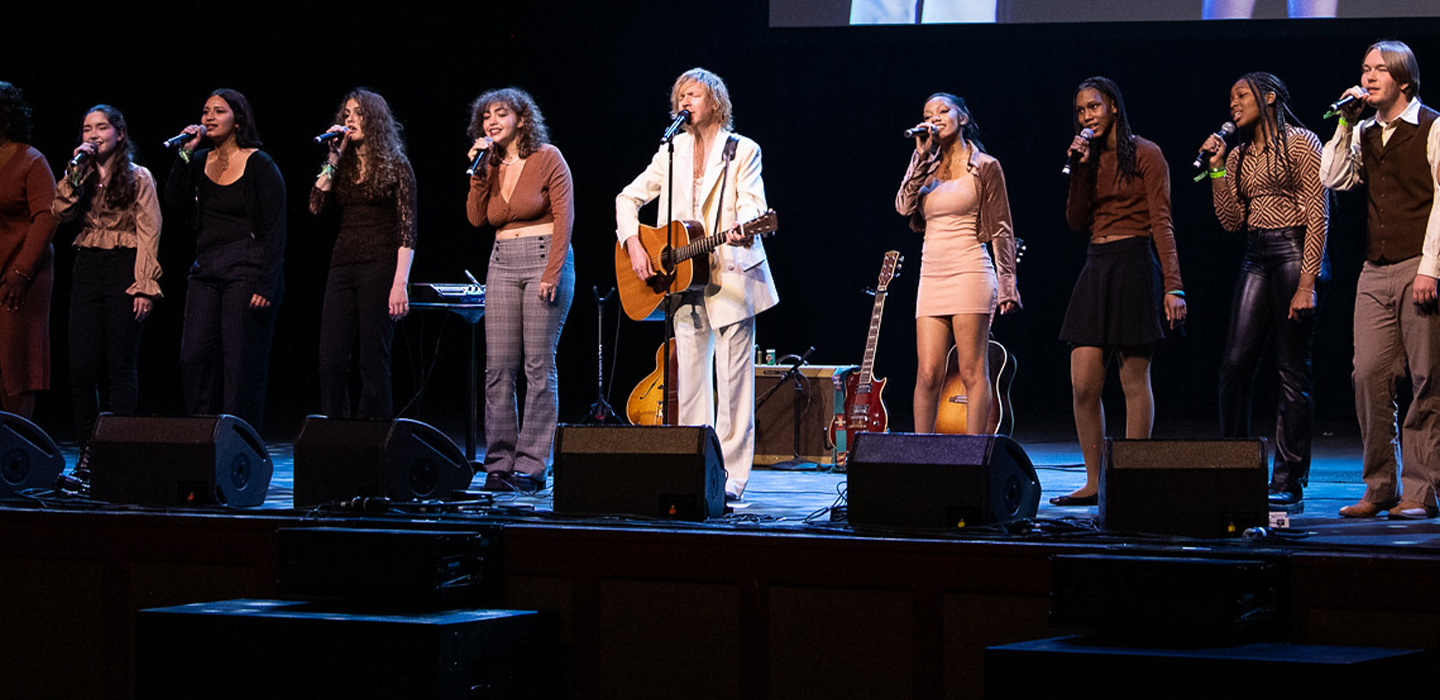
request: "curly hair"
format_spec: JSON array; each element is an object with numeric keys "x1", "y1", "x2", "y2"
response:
[
  {"x1": 467, "y1": 87, "x2": 549, "y2": 162},
  {"x1": 1075, "y1": 76, "x2": 1137, "y2": 184},
  {"x1": 208, "y1": 88, "x2": 263, "y2": 148},
  {"x1": 79, "y1": 105, "x2": 140, "y2": 210},
  {"x1": 0, "y1": 81, "x2": 34, "y2": 143},
  {"x1": 332, "y1": 88, "x2": 408, "y2": 195},
  {"x1": 671, "y1": 68, "x2": 734, "y2": 131},
  {"x1": 927, "y1": 92, "x2": 986, "y2": 154}
]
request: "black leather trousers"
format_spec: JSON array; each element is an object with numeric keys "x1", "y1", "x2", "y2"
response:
[{"x1": 1218, "y1": 227, "x2": 1324, "y2": 491}]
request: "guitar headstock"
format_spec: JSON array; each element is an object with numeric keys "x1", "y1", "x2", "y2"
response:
[
  {"x1": 741, "y1": 209, "x2": 779, "y2": 238},
  {"x1": 877, "y1": 250, "x2": 903, "y2": 292}
]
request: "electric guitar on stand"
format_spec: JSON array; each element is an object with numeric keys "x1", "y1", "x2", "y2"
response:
[
  {"x1": 614, "y1": 210, "x2": 779, "y2": 322},
  {"x1": 828, "y1": 250, "x2": 902, "y2": 466}
]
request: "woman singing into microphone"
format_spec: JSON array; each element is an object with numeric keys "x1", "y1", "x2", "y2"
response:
[
  {"x1": 465, "y1": 88, "x2": 574, "y2": 492},
  {"x1": 52, "y1": 104, "x2": 162, "y2": 448},
  {"x1": 310, "y1": 88, "x2": 415, "y2": 420},
  {"x1": 1200, "y1": 72, "x2": 1328, "y2": 508},
  {"x1": 895, "y1": 93, "x2": 1021, "y2": 435},
  {"x1": 1054, "y1": 76, "x2": 1186, "y2": 506},
  {"x1": 163, "y1": 88, "x2": 285, "y2": 429}
]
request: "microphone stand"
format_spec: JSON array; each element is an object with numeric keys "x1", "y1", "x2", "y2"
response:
[
  {"x1": 584, "y1": 286, "x2": 626, "y2": 425},
  {"x1": 661, "y1": 124, "x2": 680, "y2": 425},
  {"x1": 755, "y1": 347, "x2": 818, "y2": 471}
]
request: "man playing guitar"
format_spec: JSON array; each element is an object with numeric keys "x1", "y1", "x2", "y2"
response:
[{"x1": 615, "y1": 67, "x2": 780, "y2": 501}]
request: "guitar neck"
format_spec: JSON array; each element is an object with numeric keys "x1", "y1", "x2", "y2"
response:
[
  {"x1": 672, "y1": 229, "x2": 729, "y2": 264},
  {"x1": 856, "y1": 290, "x2": 888, "y2": 386}
]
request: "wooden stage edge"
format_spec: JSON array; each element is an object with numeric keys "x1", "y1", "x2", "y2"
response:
[{"x1": 3, "y1": 504, "x2": 1440, "y2": 699}]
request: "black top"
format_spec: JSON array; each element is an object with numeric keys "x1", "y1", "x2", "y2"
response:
[
  {"x1": 308, "y1": 157, "x2": 417, "y2": 266},
  {"x1": 197, "y1": 177, "x2": 251, "y2": 249},
  {"x1": 165, "y1": 148, "x2": 287, "y2": 301}
]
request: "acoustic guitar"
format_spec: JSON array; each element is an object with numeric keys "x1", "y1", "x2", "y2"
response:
[
  {"x1": 933, "y1": 338, "x2": 1016, "y2": 436},
  {"x1": 827, "y1": 250, "x2": 902, "y2": 466},
  {"x1": 614, "y1": 210, "x2": 779, "y2": 322},
  {"x1": 933, "y1": 237, "x2": 1024, "y2": 436},
  {"x1": 626, "y1": 339, "x2": 678, "y2": 425}
]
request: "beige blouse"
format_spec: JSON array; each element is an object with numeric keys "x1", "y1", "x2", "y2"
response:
[{"x1": 52, "y1": 164, "x2": 163, "y2": 297}]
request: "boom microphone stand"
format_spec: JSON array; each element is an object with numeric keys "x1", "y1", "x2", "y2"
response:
[{"x1": 756, "y1": 347, "x2": 818, "y2": 471}]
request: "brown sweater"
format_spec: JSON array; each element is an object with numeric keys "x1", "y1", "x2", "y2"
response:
[
  {"x1": 1066, "y1": 136, "x2": 1183, "y2": 293},
  {"x1": 466, "y1": 144, "x2": 573, "y2": 286}
]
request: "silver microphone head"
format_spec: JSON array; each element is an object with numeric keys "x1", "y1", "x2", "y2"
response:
[
  {"x1": 1219, "y1": 121, "x2": 1236, "y2": 137},
  {"x1": 1080, "y1": 127, "x2": 1095, "y2": 140}
]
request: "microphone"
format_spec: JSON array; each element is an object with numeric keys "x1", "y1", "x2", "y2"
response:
[
  {"x1": 162, "y1": 127, "x2": 203, "y2": 149},
  {"x1": 1061, "y1": 128, "x2": 1095, "y2": 176},
  {"x1": 1324, "y1": 90, "x2": 1368, "y2": 119},
  {"x1": 1192, "y1": 121, "x2": 1236, "y2": 169},
  {"x1": 465, "y1": 142, "x2": 489, "y2": 177},
  {"x1": 660, "y1": 109, "x2": 691, "y2": 143},
  {"x1": 903, "y1": 124, "x2": 936, "y2": 138},
  {"x1": 68, "y1": 149, "x2": 91, "y2": 171},
  {"x1": 314, "y1": 127, "x2": 347, "y2": 144}
]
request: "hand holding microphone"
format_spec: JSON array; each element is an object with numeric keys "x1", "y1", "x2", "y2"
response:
[
  {"x1": 466, "y1": 136, "x2": 493, "y2": 177},
  {"x1": 314, "y1": 126, "x2": 348, "y2": 145},
  {"x1": 905, "y1": 122, "x2": 937, "y2": 152},
  {"x1": 1062, "y1": 128, "x2": 1095, "y2": 176},
  {"x1": 1193, "y1": 121, "x2": 1236, "y2": 170},
  {"x1": 68, "y1": 141, "x2": 97, "y2": 171},
  {"x1": 163, "y1": 125, "x2": 206, "y2": 150},
  {"x1": 1325, "y1": 86, "x2": 1369, "y2": 120}
]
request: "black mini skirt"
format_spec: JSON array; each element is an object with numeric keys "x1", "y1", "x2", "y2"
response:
[{"x1": 1059, "y1": 236, "x2": 1165, "y2": 347}]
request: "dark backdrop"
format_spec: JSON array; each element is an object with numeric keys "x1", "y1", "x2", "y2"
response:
[{"x1": 5, "y1": 1, "x2": 1439, "y2": 443}]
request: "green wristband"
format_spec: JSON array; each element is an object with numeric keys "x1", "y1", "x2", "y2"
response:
[{"x1": 1209, "y1": 168, "x2": 1226, "y2": 179}]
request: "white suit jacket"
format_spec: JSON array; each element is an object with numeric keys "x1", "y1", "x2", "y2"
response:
[{"x1": 616, "y1": 130, "x2": 780, "y2": 328}]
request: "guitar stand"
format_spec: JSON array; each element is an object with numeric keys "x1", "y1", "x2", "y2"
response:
[
  {"x1": 756, "y1": 346, "x2": 818, "y2": 471},
  {"x1": 583, "y1": 286, "x2": 627, "y2": 425}
]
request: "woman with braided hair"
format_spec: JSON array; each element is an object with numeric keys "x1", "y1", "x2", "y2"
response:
[
  {"x1": 1053, "y1": 76, "x2": 1187, "y2": 506},
  {"x1": 1200, "y1": 71, "x2": 1329, "y2": 508}
]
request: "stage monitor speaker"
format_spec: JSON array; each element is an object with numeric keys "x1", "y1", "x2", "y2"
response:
[
  {"x1": 846, "y1": 432, "x2": 1040, "y2": 528},
  {"x1": 0, "y1": 411, "x2": 64, "y2": 499},
  {"x1": 553, "y1": 425, "x2": 724, "y2": 521},
  {"x1": 89, "y1": 414, "x2": 272, "y2": 507},
  {"x1": 292, "y1": 416, "x2": 475, "y2": 507},
  {"x1": 754, "y1": 364, "x2": 854, "y2": 466},
  {"x1": 1100, "y1": 438, "x2": 1268, "y2": 538}
]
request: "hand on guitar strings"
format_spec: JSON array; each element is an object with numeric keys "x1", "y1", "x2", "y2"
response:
[
  {"x1": 624, "y1": 236, "x2": 656, "y2": 281},
  {"x1": 723, "y1": 224, "x2": 754, "y2": 248}
]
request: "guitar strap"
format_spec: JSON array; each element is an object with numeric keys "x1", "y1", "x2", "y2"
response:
[{"x1": 710, "y1": 135, "x2": 741, "y2": 249}]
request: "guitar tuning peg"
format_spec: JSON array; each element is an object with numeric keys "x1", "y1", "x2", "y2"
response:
[{"x1": 862, "y1": 287, "x2": 877, "y2": 297}]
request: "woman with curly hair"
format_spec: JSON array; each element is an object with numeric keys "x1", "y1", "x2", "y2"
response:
[
  {"x1": 310, "y1": 88, "x2": 416, "y2": 420},
  {"x1": 0, "y1": 81, "x2": 57, "y2": 419},
  {"x1": 164, "y1": 88, "x2": 286, "y2": 429},
  {"x1": 466, "y1": 87, "x2": 574, "y2": 492},
  {"x1": 52, "y1": 104, "x2": 162, "y2": 443},
  {"x1": 1052, "y1": 76, "x2": 1187, "y2": 506},
  {"x1": 1200, "y1": 71, "x2": 1328, "y2": 509},
  {"x1": 895, "y1": 92, "x2": 1021, "y2": 435}
]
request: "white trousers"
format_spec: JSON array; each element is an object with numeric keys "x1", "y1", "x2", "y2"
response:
[{"x1": 673, "y1": 300, "x2": 756, "y2": 497}]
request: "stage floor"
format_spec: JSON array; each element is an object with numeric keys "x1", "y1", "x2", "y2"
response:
[{"x1": 32, "y1": 416, "x2": 1440, "y2": 551}]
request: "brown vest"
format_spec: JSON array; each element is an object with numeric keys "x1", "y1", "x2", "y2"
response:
[{"x1": 1362, "y1": 104, "x2": 1439, "y2": 263}]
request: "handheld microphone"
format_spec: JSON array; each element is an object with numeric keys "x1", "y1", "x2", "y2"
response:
[
  {"x1": 162, "y1": 127, "x2": 204, "y2": 149},
  {"x1": 314, "y1": 127, "x2": 347, "y2": 144},
  {"x1": 660, "y1": 110, "x2": 691, "y2": 143},
  {"x1": 68, "y1": 149, "x2": 92, "y2": 171},
  {"x1": 1324, "y1": 90, "x2": 1368, "y2": 119},
  {"x1": 1061, "y1": 128, "x2": 1095, "y2": 176},
  {"x1": 1192, "y1": 121, "x2": 1237, "y2": 169},
  {"x1": 465, "y1": 143, "x2": 489, "y2": 177},
  {"x1": 903, "y1": 124, "x2": 936, "y2": 138}
]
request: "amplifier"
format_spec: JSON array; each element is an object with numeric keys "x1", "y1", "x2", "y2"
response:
[{"x1": 754, "y1": 364, "x2": 855, "y2": 466}]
